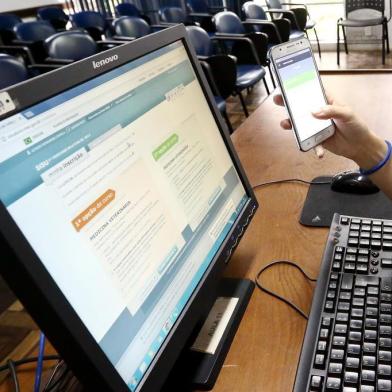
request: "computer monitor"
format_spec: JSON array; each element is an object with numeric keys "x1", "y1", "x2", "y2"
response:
[{"x1": 0, "y1": 25, "x2": 258, "y2": 391}]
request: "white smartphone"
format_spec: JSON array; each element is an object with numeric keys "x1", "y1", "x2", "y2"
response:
[{"x1": 270, "y1": 38, "x2": 335, "y2": 152}]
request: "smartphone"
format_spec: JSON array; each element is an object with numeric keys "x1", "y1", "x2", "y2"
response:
[{"x1": 270, "y1": 38, "x2": 335, "y2": 151}]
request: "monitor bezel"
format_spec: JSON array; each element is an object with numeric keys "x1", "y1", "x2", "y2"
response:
[{"x1": 0, "y1": 24, "x2": 258, "y2": 391}]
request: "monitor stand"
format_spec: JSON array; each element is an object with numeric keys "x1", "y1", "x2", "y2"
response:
[{"x1": 162, "y1": 278, "x2": 254, "y2": 391}]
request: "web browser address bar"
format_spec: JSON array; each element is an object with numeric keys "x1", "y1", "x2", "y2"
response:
[{"x1": 8, "y1": 50, "x2": 182, "y2": 141}]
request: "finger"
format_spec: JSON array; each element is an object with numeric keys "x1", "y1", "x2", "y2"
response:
[
  {"x1": 325, "y1": 90, "x2": 334, "y2": 105},
  {"x1": 313, "y1": 145, "x2": 325, "y2": 158},
  {"x1": 273, "y1": 94, "x2": 285, "y2": 107},
  {"x1": 312, "y1": 104, "x2": 352, "y2": 121},
  {"x1": 280, "y1": 119, "x2": 292, "y2": 130}
]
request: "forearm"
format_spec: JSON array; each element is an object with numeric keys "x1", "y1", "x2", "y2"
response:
[{"x1": 354, "y1": 134, "x2": 392, "y2": 199}]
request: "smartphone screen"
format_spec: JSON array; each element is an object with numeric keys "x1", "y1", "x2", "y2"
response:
[{"x1": 275, "y1": 48, "x2": 332, "y2": 142}]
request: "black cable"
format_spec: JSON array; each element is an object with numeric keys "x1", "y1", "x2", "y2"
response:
[
  {"x1": 7, "y1": 360, "x2": 20, "y2": 392},
  {"x1": 0, "y1": 355, "x2": 60, "y2": 372},
  {"x1": 252, "y1": 178, "x2": 332, "y2": 190},
  {"x1": 255, "y1": 260, "x2": 318, "y2": 320}
]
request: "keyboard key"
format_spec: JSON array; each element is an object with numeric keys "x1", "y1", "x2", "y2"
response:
[
  {"x1": 350, "y1": 319, "x2": 362, "y2": 330},
  {"x1": 367, "y1": 286, "x2": 379, "y2": 295},
  {"x1": 362, "y1": 355, "x2": 376, "y2": 368},
  {"x1": 317, "y1": 341, "x2": 327, "y2": 352},
  {"x1": 356, "y1": 276, "x2": 379, "y2": 287},
  {"x1": 337, "y1": 313, "x2": 349, "y2": 322},
  {"x1": 334, "y1": 324, "x2": 347, "y2": 335},
  {"x1": 380, "y1": 303, "x2": 391, "y2": 313},
  {"x1": 361, "y1": 369, "x2": 375, "y2": 383},
  {"x1": 352, "y1": 298, "x2": 364, "y2": 307},
  {"x1": 354, "y1": 287, "x2": 366, "y2": 297},
  {"x1": 379, "y1": 337, "x2": 391, "y2": 348},
  {"x1": 322, "y1": 317, "x2": 332, "y2": 327},
  {"x1": 366, "y1": 297, "x2": 378, "y2": 306},
  {"x1": 338, "y1": 302, "x2": 350, "y2": 311},
  {"x1": 363, "y1": 342, "x2": 377, "y2": 353},
  {"x1": 343, "y1": 388, "x2": 357, "y2": 392},
  {"x1": 360, "y1": 386, "x2": 375, "y2": 392},
  {"x1": 378, "y1": 364, "x2": 391, "y2": 377},
  {"x1": 380, "y1": 325, "x2": 391, "y2": 336},
  {"x1": 340, "y1": 291, "x2": 351, "y2": 300},
  {"x1": 326, "y1": 377, "x2": 341, "y2": 390},
  {"x1": 364, "y1": 330, "x2": 377, "y2": 341},
  {"x1": 344, "y1": 263, "x2": 356, "y2": 272},
  {"x1": 366, "y1": 307, "x2": 378, "y2": 317},
  {"x1": 379, "y1": 350, "x2": 391, "y2": 363},
  {"x1": 351, "y1": 308, "x2": 364, "y2": 318},
  {"x1": 365, "y1": 318, "x2": 378, "y2": 329},
  {"x1": 330, "y1": 349, "x2": 344, "y2": 361},
  {"x1": 349, "y1": 331, "x2": 361, "y2": 342},
  {"x1": 347, "y1": 344, "x2": 360, "y2": 356},
  {"x1": 328, "y1": 362, "x2": 343, "y2": 375},
  {"x1": 310, "y1": 375, "x2": 323, "y2": 390},
  {"x1": 345, "y1": 357, "x2": 359, "y2": 369},
  {"x1": 380, "y1": 314, "x2": 391, "y2": 324},
  {"x1": 381, "y1": 277, "x2": 392, "y2": 292},
  {"x1": 378, "y1": 379, "x2": 391, "y2": 391},
  {"x1": 344, "y1": 371, "x2": 358, "y2": 384},
  {"x1": 314, "y1": 354, "x2": 325, "y2": 368},
  {"x1": 332, "y1": 336, "x2": 346, "y2": 347},
  {"x1": 381, "y1": 293, "x2": 392, "y2": 302},
  {"x1": 320, "y1": 328, "x2": 329, "y2": 339},
  {"x1": 381, "y1": 258, "x2": 392, "y2": 268}
]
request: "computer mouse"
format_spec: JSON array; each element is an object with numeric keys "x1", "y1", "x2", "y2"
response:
[{"x1": 331, "y1": 170, "x2": 380, "y2": 194}]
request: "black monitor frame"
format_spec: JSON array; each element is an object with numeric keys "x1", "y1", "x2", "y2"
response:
[{"x1": 0, "y1": 24, "x2": 258, "y2": 391}]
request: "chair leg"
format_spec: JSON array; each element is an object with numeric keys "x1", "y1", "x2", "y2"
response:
[
  {"x1": 263, "y1": 77, "x2": 270, "y2": 95},
  {"x1": 337, "y1": 23, "x2": 340, "y2": 66},
  {"x1": 342, "y1": 26, "x2": 348, "y2": 54},
  {"x1": 237, "y1": 90, "x2": 249, "y2": 117},
  {"x1": 222, "y1": 110, "x2": 234, "y2": 134},
  {"x1": 313, "y1": 28, "x2": 321, "y2": 59},
  {"x1": 267, "y1": 63, "x2": 276, "y2": 89},
  {"x1": 382, "y1": 24, "x2": 386, "y2": 65},
  {"x1": 385, "y1": 22, "x2": 390, "y2": 54}
]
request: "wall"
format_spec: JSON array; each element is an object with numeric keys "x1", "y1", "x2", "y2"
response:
[{"x1": 0, "y1": 0, "x2": 63, "y2": 13}]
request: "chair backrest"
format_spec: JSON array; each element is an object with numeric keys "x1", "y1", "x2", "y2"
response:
[
  {"x1": 14, "y1": 21, "x2": 56, "y2": 42},
  {"x1": 71, "y1": 11, "x2": 106, "y2": 31},
  {"x1": 187, "y1": 0, "x2": 210, "y2": 13},
  {"x1": 213, "y1": 11, "x2": 245, "y2": 34},
  {"x1": 0, "y1": 14, "x2": 22, "y2": 44},
  {"x1": 0, "y1": 54, "x2": 28, "y2": 89},
  {"x1": 115, "y1": 3, "x2": 141, "y2": 17},
  {"x1": 265, "y1": 0, "x2": 282, "y2": 9},
  {"x1": 186, "y1": 26, "x2": 212, "y2": 56},
  {"x1": 345, "y1": 0, "x2": 385, "y2": 15},
  {"x1": 45, "y1": 31, "x2": 98, "y2": 61},
  {"x1": 113, "y1": 16, "x2": 151, "y2": 38},
  {"x1": 159, "y1": 7, "x2": 186, "y2": 23},
  {"x1": 242, "y1": 2, "x2": 267, "y2": 20},
  {"x1": 37, "y1": 7, "x2": 69, "y2": 29}
]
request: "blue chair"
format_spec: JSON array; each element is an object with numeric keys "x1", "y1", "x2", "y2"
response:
[
  {"x1": 112, "y1": 17, "x2": 166, "y2": 40},
  {"x1": 71, "y1": 11, "x2": 109, "y2": 41},
  {"x1": 187, "y1": 26, "x2": 269, "y2": 117},
  {"x1": 0, "y1": 54, "x2": 28, "y2": 89},
  {"x1": 187, "y1": 0, "x2": 224, "y2": 32},
  {"x1": 199, "y1": 59, "x2": 234, "y2": 133},
  {"x1": 44, "y1": 31, "x2": 99, "y2": 63},
  {"x1": 0, "y1": 14, "x2": 22, "y2": 45},
  {"x1": 113, "y1": 16, "x2": 151, "y2": 39},
  {"x1": 13, "y1": 21, "x2": 56, "y2": 62},
  {"x1": 159, "y1": 7, "x2": 189, "y2": 24},
  {"x1": 242, "y1": 2, "x2": 303, "y2": 43},
  {"x1": 212, "y1": 12, "x2": 274, "y2": 88},
  {"x1": 37, "y1": 7, "x2": 69, "y2": 30},
  {"x1": 115, "y1": 3, "x2": 151, "y2": 24},
  {"x1": 265, "y1": 0, "x2": 321, "y2": 58}
]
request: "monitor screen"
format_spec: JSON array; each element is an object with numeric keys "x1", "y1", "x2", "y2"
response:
[{"x1": 0, "y1": 39, "x2": 249, "y2": 390}]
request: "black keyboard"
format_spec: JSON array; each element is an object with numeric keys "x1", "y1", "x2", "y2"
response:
[{"x1": 293, "y1": 214, "x2": 392, "y2": 392}]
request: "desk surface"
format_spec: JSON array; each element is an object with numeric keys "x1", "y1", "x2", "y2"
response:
[{"x1": 0, "y1": 72, "x2": 391, "y2": 392}]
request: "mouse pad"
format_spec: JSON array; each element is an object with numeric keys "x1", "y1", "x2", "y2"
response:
[{"x1": 300, "y1": 176, "x2": 392, "y2": 227}]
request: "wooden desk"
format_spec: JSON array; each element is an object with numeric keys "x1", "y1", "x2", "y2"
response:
[
  {"x1": 0, "y1": 72, "x2": 391, "y2": 391},
  {"x1": 213, "y1": 72, "x2": 392, "y2": 392}
]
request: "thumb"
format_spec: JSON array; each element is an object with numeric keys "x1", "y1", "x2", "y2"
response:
[{"x1": 312, "y1": 104, "x2": 352, "y2": 121}]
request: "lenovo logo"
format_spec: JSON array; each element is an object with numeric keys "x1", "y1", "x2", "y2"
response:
[{"x1": 92, "y1": 54, "x2": 119, "y2": 69}]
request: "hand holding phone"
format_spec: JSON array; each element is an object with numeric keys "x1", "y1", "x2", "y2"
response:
[{"x1": 270, "y1": 38, "x2": 335, "y2": 151}]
